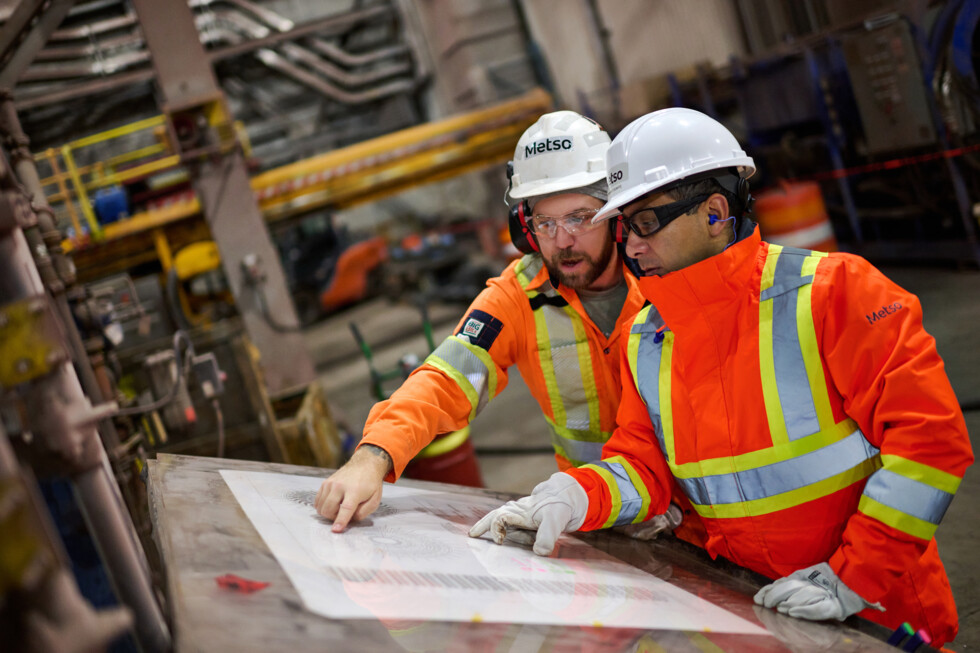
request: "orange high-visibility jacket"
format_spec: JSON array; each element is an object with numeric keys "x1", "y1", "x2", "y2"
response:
[
  {"x1": 566, "y1": 227, "x2": 973, "y2": 645},
  {"x1": 360, "y1": 254, "x2": 647, "y2": 481}
]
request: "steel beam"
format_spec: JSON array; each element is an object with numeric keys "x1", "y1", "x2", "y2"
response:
[
  {"x1": 0, "y1": 0, "x2": 77, "y2": 88},
  {"x1": 130, "y1": 0, "x2": 315, "y2": 397}
]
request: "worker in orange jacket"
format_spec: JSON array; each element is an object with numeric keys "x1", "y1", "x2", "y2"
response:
[
  {"x1": 316, "y1": 111, "x2": 688, "y2": 539},
  {"x1": 470, "y1": 108, "x2": 973, "y2": 647}
]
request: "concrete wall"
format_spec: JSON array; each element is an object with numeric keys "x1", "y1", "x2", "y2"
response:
[
  {"x1": 520, "y1": 0, "x2": 745, "y2": 125},
  {"x1": 339, "y1": 1, "x2": 748, "y2": 235}
]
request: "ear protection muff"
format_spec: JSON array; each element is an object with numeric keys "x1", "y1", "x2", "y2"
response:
[
  {"x1": 735, "y1": 176, "x2": 754, "y2": 214},
  {"x1": 508, "y1": 199, "x2": 538, "y2": 254}
]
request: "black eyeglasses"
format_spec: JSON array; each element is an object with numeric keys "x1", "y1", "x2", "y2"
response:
[{"x1": 618, "y1": 195, "x2": 711, "y2": 238}]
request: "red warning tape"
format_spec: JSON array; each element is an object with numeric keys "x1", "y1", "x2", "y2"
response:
[{"x1": 792, "y1": 142, "x2": 980, "y2": 182}]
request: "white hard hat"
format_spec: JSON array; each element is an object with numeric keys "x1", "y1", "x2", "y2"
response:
[
  {"x1": 507, "y1": 111, "x2": 610, "y2": 201},
  {"x1": 593, "y1": 108, "x2": 756, "y2": 222}
]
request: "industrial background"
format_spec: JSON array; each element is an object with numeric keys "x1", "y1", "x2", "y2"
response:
[{"x1": 0, "y1": 0, "x2": 977, "y2": 651}]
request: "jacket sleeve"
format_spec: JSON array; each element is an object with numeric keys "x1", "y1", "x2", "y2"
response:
[
  {"x1": 815, "y1": 255, "x2": 973, "y2": 603},
  {"x1": 565, "y1": 319, "x2": 674, "y2": 530},
  {"x1": 359, "y1": 276, "x2": 524, "y2": 481}
]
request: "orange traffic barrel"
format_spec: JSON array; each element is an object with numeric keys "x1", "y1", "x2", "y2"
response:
[{"x1": 753, "y1": 181, "x2": 838, "y2": 252}]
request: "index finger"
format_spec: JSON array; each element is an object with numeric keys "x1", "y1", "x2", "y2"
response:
[
  {"x1": 331, "y1": 501, "x2": 358, "y2": 533},
  {"x1": 468, "y1": 512, "x2": 494, "y2": 538}
]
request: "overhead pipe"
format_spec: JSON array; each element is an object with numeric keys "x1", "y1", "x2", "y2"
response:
[
  {"x1": 49, "y1": 12, "x2": 139, "y2": 41},
  {"x1": 190, "y1": 0, "x2": 295, "y2": 33},
  {"x1": 33, "y1": 32, "x2": 143, "y2": 61},
  {"x1": 20, "y1": 49, "x2": 150, "y2": 82},
  {"x1": 22, "y1": 8, "x2": 266, "y2": 83},
  {"x1": 197, "y1": 7, "x2": 271, "y2": 40},
  {"x1": 279, "y1": 42, "x2": 412, "y2": 88},
  {"x1": 255, "y1": 48, "x2": 417, "y2": 103},
  {"x1": 308, "y1": 38, "x2": 409, "y2": 68},
  {"x1": 14, "y1": 5, "x2": 404, "y2": 108}
]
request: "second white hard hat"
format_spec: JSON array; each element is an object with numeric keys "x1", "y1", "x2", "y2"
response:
[{"x1": 593, "y1": 108, "x2": 756, "y2": 223}]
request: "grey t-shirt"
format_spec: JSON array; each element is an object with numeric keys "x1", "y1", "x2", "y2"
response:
[{"x1": 576, "y1": 278, "x2": 629, "y2": 338}]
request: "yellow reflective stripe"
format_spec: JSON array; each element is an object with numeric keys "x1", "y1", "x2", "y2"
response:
[
  {"x1": 798, "y1": 252, "x2": 834, "y2": 430},
  {"x1": 544, "y1": 415, "x2": 611, "y2": 444},
  {"x1": 532, "y1": 303, "x2": 567, "y2": 426},
  {"x1": 417, "y1": 426, "x2": 470, "y2": 458},
  {"x1": 690, "y1": 455, "x2": 880, "y2": 519},
  {"x1": 514, "y1": 254, "x2": 540, "y2": 287},
  {"x1": 758, "y1": 286, "x2": 788, "y2": 446},
  {"x1": 627, "y1": 331, "x2": 643, "y2": 401},
  {"x1": 606, "y1": 455, "x2": 653, "y2": 524},
  {"x1": 881, "y1": 454, "x2": 963, "y2": 494},
  {"x1": 760, "y1": 243, "x2": 782, "y2": 291},
  {"x1": 544, "y1": 417, "x2": 610, "y2": 466},
  {"x1": 859, "y1": 494, "x2": 937, "y2": 540},
  {"x1": 582, "y1": 463, "x2": 623, "y2": 529},
  {"x1": 759, "y1": 245, "x2": 788, "y2": 445},
  {"x1": 659, "y1": 331, "x2": 676, "y2": 463},
  {"x1": 628, "y1": 306, "x2": 652, "y2": 399},
  {"x1": 425, "y1": 357, "x2": 480, "y2": 421},
  {"x1": 671, "y1": 417, "x2": 858, "y2": 478}
]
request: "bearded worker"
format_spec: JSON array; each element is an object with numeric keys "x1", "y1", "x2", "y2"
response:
[{"x1": 315, "y1": 111, "x2": 686, "y2": 540}]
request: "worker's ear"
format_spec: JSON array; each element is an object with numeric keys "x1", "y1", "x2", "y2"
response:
[{"x1": 706, "y1": 193, "x2": 730, "y2": 234}]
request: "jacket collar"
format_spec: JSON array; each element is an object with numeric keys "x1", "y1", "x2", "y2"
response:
[{"x1": 636, "y1": 225, "x2": 762, "y2": 328}]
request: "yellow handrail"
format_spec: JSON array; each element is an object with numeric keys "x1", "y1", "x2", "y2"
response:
[{"x1": 60, "y1": 145, "x2": 103, "y2": 240}]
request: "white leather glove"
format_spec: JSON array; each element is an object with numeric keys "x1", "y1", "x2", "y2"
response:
[
  {"x1": 613, "y1": 503, "x2": 683, "y2": 541},
  {"x1": 468, "y1": 472, "x2": 588, "y2": 556},
  {"x1": 754, "y1": 562, "x2": 884, "y2": 621}
]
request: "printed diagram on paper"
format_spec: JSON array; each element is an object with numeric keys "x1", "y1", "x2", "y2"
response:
[{"x1": 220, "y1": 470, "x2": 765, "y2": 634}]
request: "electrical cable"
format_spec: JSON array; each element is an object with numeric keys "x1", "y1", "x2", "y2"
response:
[
  {"x1": 165, "y1": 267, "x2": 194, "y2": 331},
  {"x1": 249, "y1": 275, "x2": 307, "y2": 333},
  {"x1": 113, "y1": 330, "x2": 194, "y2": 416}
]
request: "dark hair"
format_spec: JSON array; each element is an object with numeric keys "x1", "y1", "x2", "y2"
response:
[{"x1": 664, "y1": 176, "x2": 744, "y2": 224}]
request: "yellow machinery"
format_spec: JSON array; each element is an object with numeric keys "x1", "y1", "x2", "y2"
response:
[{"x1": 40, "y1": 88, "x2": 552, "y2": 282}]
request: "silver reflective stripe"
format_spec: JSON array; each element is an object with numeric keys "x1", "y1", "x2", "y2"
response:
[
  {"x1": 429, "y1": 336, "x2": 492, "y2": 415},
  {"x1": 631, "y1": 309, "x2": 668, "y2": 459},
  {"x1": 863, "y1": 468, "x2": 954, "y2": 525},
  {"x1": 767, "y1": 249, "x2": 819, "y2": 440},
  {"x1": 540, "y1": 305, "x2": 591, "y2": 431},
  {"x1": 517, "y1": 253, "x2": 604, "y2": 456},
  {"x1": 589, "y1": 460, "x2": 644, "y2": 526},
  {"x1": 675, "y1": 428, "x2": 879, "y2": 507},
  {"x1": 547, "y1": 423, "x2": 606, "y2": 466},
  {"x1": 515, "y1": 253, "x2": 544, "y2": 285}
]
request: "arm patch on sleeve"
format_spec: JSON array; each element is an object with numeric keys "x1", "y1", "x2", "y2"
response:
[{"x1": 455, "y1": 309, "x2": 504, "y2": 351}]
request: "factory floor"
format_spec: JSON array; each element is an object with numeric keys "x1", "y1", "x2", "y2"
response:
[{"x1": 305, "y1": 263, "x2": 980, "y2": 651}]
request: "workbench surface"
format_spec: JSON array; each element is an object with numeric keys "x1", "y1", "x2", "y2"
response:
[{"x1": 147, "y1": 454, "x2": 908, "y2": 652}]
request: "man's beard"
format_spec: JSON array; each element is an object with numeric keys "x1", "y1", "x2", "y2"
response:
[{"x1": 544, "y1": 237, "x2": 615, "y2": 290}]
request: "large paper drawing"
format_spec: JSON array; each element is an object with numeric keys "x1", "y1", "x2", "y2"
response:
[{"x1": 221, "y1": 470, "x2": 765, "y2": 634}]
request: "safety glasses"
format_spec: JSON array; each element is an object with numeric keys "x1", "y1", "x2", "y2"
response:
[
  {"x1": 618, "y1": 195, "x2": 711, "y2": 238},
  {"x1": 528, "y1": 208, "x2": 602, "y2": 238}
]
